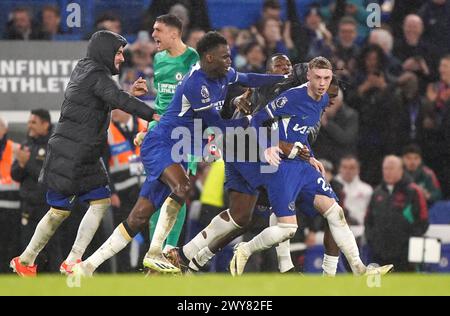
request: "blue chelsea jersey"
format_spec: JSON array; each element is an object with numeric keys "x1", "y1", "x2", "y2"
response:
[
  {"x1": 150, "y1": 64, "x2": 239, "y2": 140},
  {"x1": 254, "y1": 83, "x2": 329, "y2": 146}
]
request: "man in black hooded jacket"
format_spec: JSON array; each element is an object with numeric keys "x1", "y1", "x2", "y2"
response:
[{"x1": 11, "y1": 30, "x2": 157, "y2": 277}]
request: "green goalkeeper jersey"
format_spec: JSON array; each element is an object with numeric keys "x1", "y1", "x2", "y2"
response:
[
  {"x1": 153, "y1": 46, "x2": 199, "y2": 116},
  {"x1": 149, "y1": 46, "x2": 199, "y2": 173}
]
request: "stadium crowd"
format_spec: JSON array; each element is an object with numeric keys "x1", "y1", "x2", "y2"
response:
[{"x1": 1, "y1": 0, "x2": 449, "y2": 274}]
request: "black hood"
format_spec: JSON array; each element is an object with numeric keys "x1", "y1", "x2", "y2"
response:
[{"x1": 86, "y1": 30, "x2": 127, "y2": 75}]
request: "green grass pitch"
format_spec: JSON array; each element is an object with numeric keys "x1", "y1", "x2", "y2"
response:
[{"x1": 1, "y1": 273, "x2": 449, "y2": 296}]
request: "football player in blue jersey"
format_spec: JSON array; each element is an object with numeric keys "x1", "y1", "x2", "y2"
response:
[
  {"x1": 182, "y1": 70, "x2": 337, "y2": 275},
  {"x1": 72, "y1": 31, "x2": 289, "y2": 276},
  {"x1": 228, "y1": 57, "x2": 392, "y2": 276},
  {"x1": 182, "y1": 57, "x2": 392, "y2": 277}
]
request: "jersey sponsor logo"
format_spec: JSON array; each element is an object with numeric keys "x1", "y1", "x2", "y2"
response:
[
  {"x1": 175, "y1": 72, "x2": 183, "y2": 81},
  {"x1": 293, "y1": 124, "x2": 308, "y2": 134},
  {"x1": 270, "y1": 101, "x2": 276, "y2": 111},
  {"x1": 212, "y1": 100, "x2": 224, "y2": 111},
  {"x1": 159, "y1": 83, "x2": 177, "y2": 94}
]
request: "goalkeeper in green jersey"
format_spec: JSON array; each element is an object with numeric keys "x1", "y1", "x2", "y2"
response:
[{"x1": 134, "y1": 14, "x2": 199, "y2": 259}]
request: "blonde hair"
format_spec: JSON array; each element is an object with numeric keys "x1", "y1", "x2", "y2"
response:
[{"x1": 308, "y1": 56, "x2": 332, "y2": 70}]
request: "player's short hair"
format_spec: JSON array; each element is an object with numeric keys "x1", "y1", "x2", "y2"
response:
[
  {"x1": 197, "y1": 31, "x2": 228, "y2": 58},
  {"x1": 31, "y1": 109, "x2": 51, "y2": 125},
  {"x1": 308, "y1": 56, "x2": 332, "y2": 70},
  {"x1": 156, "y1": 14, "x2": 183, "y2": 33},
  {"x1": 266, "y1": 53, "x2": 289, "y2": 70},
  {"x1": 402, "y1": 144, "x2": 423, "y2": 157}
]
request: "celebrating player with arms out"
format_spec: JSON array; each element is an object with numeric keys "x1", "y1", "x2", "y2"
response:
[
  {"x1": 135, "y1": 14, "x2": 199, "y2": 259},
  {"x1": 73, "y1": 31, "x2": 289, "y2": 276},
  {"x1": 179, "y1": 57, "x2": 392, "y2": 277},
  {"x1": 229, "y1": 57, "x2": 393, "y2": 276}
]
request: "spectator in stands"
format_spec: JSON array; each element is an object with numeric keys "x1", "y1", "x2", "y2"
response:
[
  {"x1": 41, "y1": 5, "x2": 63, "y2": 40},
  {"x1": 260, "y1": 0, "x2": 282, "y2": 22},
  {"x1": 142, "y1": 0, "x2": 210, "y2": 34},
  {"x1": 254, "y1": 0, "x2": 283, "y2": 32},
  {"x1": 335, "y1": 155, "x2": 373, "y2": 225},
  {"x1": 314, "y1": 87, "x2": 358, "y2": 166},
  {"x1": 120, "y1": 35, "x2": 157, "y2": 104},
  {"x1": 232, "y1": 29, "x2": 254, "y2": 69},
  {"x1": 402, "y1": 144, "x2": 442, "y2": 207},
  {"x1": 238, "y1": 42, "x2": 266, "y2": 74},
  {"x1": 424, "y1": 54, "x2": 450, "y2": 198},
  {"x1": 390, "y1": 0, "x2": 425, "y2": 39},
  {"x1": 169, "y1": 4, "x2": 190, "y2": 33},
  {"x1": 11, "y1": 109, "x2": 63, "y2": 272},
  {"x1": 220, "y1": 26, "x2": 239, "y2": 48},
  {"x1": 0, "y1": 117, "x2": 20, "y2": 273},
  {"x1": 332, "y1": 16, "x2": 360, "y2": 82},
  {"x1": 285, "y1": 0, "x2": 309, "y2": 63},
  {"x1": 220, "y1": 26, "x2": 240, "y2": 66},
  {"x1": 85, "y1": 12, "x2": 122, "y2": 39},
  {"x1": 186, "y1": 28, "x2": 206, "y2": 50},
  {"x1": 3, "y1": 6, "x2": 47, "y2": 40},
  {"x1": 348, "y1": 44, "x2": 395, "y2": 185},
  {"x1": 97, "y1": 12, "x2": 122, "y2": 34},
  {"x1": 256, "y1": 17, "x2": 295, "y2": 60},
  {"x1": 387, "y1": 71, "x2": 431, "y2": 153},
  {"x1": 419, "y1": 0, "x2": 450, "y2": 58},
  {"x1": 369, "y1": 28, "x2": 402, "y2": 76},
  {"x1": 303, "y1": 5, "x2": 334, "y2": 61},
  {"x1": 393, "y1": 14, "x2": 439, "y2": 86},
  {"x1": 320, "y1": 0, "x2": 370, "y2": 39},
  {"x1": 365, "y1": 155, "x2": 429, "y2": 272}
]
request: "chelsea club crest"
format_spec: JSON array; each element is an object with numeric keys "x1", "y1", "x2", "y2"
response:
[
  {"x1": 201, "y1": 85, "x2": 210, "y2": 99},
  {"x1": 275, "y1": 96, "x2": 288, "y2": 108}
]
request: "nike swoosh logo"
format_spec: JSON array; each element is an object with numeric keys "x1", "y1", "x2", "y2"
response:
[{"x1": 302, "y1": 115, "x2": 309, "y2": 120}]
